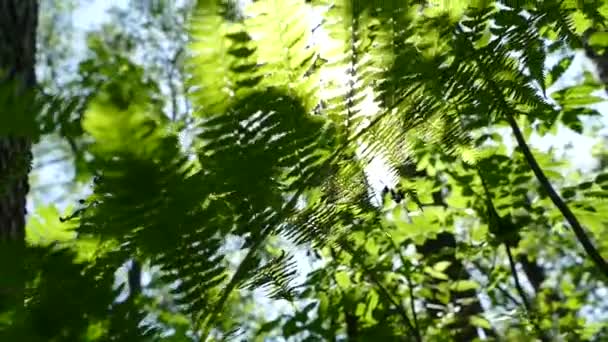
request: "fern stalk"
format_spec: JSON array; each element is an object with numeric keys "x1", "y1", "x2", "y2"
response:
[{"x1": 389, "y1": 238, "x2": 421, "y2": 338}]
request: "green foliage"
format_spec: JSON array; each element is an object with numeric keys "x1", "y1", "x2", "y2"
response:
[{"x1": 3, "y1": 0, "x2": 608, "y2": 341}]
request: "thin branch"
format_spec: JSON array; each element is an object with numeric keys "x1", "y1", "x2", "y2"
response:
[
  {"x1": 505, "y1": 245, "x2": 551, "y2": 342},
  {"x1": 368, "y1": 271, "x2": 420, "y2": 342},
  {"x1": 478, "y1": 166, "x2": 549, "y2": 340},
  {"x1": 33, "y1": 155, "x2": 73, "y2": 169},
  {"x1": 390, "y1": 239, "x2": 421, "y2": 336},
  {"x1": 518, "y1": 254, "x2": 544, "y2": 294},
  {"x1": 166, "y1": 47, "x2": 183, "y2": 121},
  {"x1": 505, "y1": 244, "x2": 531, "y2": 313},
  {"x1": 329, "y1": 248, "x2": 359, "y2": 342},
  {"x1": 507, "y1": 115, "x2": 608, "y2": 278},
  {"x1": 338, "y1": 245, "x2": 422, "y2": 342},
  {"x1": 31, "y1": 179, "x2": 75, "y2": 192},
  {"x1": 454, "y1": 24, "x2": 608, "y2": 279},
  {"x1": 405, "y1": 268, "x2": 420, "y2": 337},
  {"x1": 128, "y1": 259, "x2": 142, "y2": 299},
  {"x1": 471, "y1": 260, "x2": 522, "y2": 307}
]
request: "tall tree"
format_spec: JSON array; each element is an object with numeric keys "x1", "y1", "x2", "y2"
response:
[
  {"x1": 0, "y1": 0, "x2": 38, "y2": 239},
  {"x1": 0, "y1": 0, "x2": 39, "y2": 306}
]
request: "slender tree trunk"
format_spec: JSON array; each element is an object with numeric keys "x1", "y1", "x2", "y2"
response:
[{"x1": 0, "y1": 0, "x2": 39, "y2": 308}]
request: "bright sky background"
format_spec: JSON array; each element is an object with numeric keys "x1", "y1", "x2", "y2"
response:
[{"x1": 73, "y1": 0, "x2": 126, "y2": 27}]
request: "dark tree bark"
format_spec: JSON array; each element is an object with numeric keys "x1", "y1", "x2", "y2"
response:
[
  {"x1": 0, "y1": 0, "x2": 38, "y2": 238},
  {"x1": 0, "y1": 0, "x2": 39, "y2": 307},
  {"x1": 128, "y1": 259, "x2": 142, "y2": 299},
  {"x1": 344, "y1": 309, "x2": 358, "y2": 342}
]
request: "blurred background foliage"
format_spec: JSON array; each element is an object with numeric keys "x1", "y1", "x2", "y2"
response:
[{"x1": 1, "y1": 0, "x2": 608, "y2": 341}]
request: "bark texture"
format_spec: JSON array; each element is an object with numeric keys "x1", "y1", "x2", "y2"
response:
[
  {"x1": 0, "y1": 0, "x2": 38, "y2": 312},
  {"x1": 0, "y1": 0, "x2": 38, "y2": 242}
]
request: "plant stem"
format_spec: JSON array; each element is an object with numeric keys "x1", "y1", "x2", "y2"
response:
[
  {"x1": 339, "y1": 245, "x2": 422, "y2": 342},
  {"x1": 455, "y1": 24, "x2": 608, "y2": 278},
  {"x1": 391, "y1": 239, "x2": 421, "y2": 336},
  {"x1": 505, "y1": 244, "x2": 550, "y2": 342},
  {"x1": 507, "y1": 114, "x2": 608, "y2": 279},
  {"x1": 505, "y1": 244, "x2": 530, "y2": 313}
]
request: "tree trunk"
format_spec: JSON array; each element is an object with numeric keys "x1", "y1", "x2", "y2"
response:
[
  {"x1": 0, "y1": 0, "x2": 38, "y2": 237},
  {"x1": 0, "y1": 0, "x2": 39, "y2": 308}
]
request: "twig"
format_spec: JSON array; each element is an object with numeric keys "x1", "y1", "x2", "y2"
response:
[
  {"x1": 329, "y1": 249, "x2": 359, "y2": 341},
  {"x1": 167, "y1": 47, "x2": 184, "y2": 121},
  {"x1": 471, "y1": 260, "x2": 522, "y2": 307},
  {"x1": 337, "y1": 245, "x2": 422, "y2": 342},
  {"x1": 369, "y1": 272, "x2": 420, "y2": 342},
  {"x1": 31, "y1": 179, "x2": 75, "y2": 192},
  {"x1": 505, "y1": 244, "x2": 531, "y2": 313},
  {"x1": 390, "y1": 239, "x2": 421, "y2": 336},
  {"x1": 477, "y1": 167, "x2": 548, "y2": 341},
  {"x1": 33, "y1": 155, "x2": 73, "y2": 168},
  {"x1": 507, "y1": 115, "x2": 608, "y2": 278},
  {"x1": 505, "y1": 244, "x2": 551, "y2": 342},
  {"x1": 455, "y1": 24, "x2": 608, "y2": 279},
  {"x1": 128, "y1": 259, "x2": 142, "y2": 299}
]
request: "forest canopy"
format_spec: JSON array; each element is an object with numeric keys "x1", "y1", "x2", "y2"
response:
[{"x1": 1, "y1": 0, "x2": 608, "y2": 341}]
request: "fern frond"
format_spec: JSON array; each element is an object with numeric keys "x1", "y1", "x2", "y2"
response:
[
  {"x1": 69, "y1": 65, "x2": 235, "y2": 328},
  {"x1": 187, "y1": 2, "x2": 338, "y2": 329},
  {"x1": 197, "y1": 88, "x2": 328, "y2": 206},
  {"x1": 244, "y1": 0, "x2": 322, "y2": 113},
  {"x1": 283, "y1": 153, "x2": 378, "y2": 249},
  {"x1": 188, "y1": 2, "x2": 261, "y2": 116},
  {"x1": 313, "y1": 0, "x2": 381, "y2": 136},
  {"x1": 242, "y1": 250, "x2": 298, "y2": 300}
]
